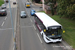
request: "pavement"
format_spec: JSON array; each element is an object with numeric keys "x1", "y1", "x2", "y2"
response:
[
  {"x1": 33, "y1": 3, "x2": 43, "y2": 11},
  {"x1": 28, "y1": 0, "x2": 43, "y2": 11}
]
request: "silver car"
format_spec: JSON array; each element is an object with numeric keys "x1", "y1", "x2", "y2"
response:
[
  {"x1": 1, "y1": 4, "x2": 6, "y2": 9},
  {"x1": 20, "y1": 11, "x2": 27, "y2": 18},
  {"x1": 0, "y1": 9, "x2": 7, "y2": 16}
]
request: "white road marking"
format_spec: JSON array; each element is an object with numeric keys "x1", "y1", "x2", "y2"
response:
[
  {"x1": 30, "y1": 18, "x2": 32, "y2": 22},
  {"x1": 29, "y1": 15, "x2": 30, "y2": 17},
  {"x1": 21, "y1": 26, "x2": 33, "y2": 28},
  {"x1": 5, "y1": 17, "x2": 7, "y2": 20},
  {"x1": 44, "y1": 49, "x2": 46, "y2": 50},
  {"x1": 0, "y1": 28, "x2": 13, "y2": 30},
  {"x1": 33, "y1": 24, "x2": 36, "y2": 30},
  {"x1": 37, "y1": 33, "x2": 43, "y2": 43},
  {"x1": 1, "y1": 22, "x2": 5, "y2": 26}
]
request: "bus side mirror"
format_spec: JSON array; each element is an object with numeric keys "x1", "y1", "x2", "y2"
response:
[
  {"x1": 63, "y1": 30, "x2": 65, "y2": 33},
  {"x1": 44, "y1": 29, "x2": 46, "y2": 32}
]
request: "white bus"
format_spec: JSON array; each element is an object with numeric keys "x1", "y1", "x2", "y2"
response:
[{"x1": 34, "y1": 12, "x2": 64, "y2": 43}]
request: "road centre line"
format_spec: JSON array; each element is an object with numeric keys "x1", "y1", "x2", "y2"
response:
[
  {"x1": 30, "y1": 18, "x2": 32, "y2": 22},
  {"x1": 0, "y1": 28, "x2": 13, "y2": 30},
  {"x1": 1, "y1": 22, "x2": 5, "y2": 26},
  {"x1": 37, "y1": 33, "x2": 43, "y2": 43},
  {"x1": 44, "y1": 49, "x2": 46, "y2": 50},
  {"x1": 33, "y1": 24, "x2": 36, "y2": 30},
  {"x1": 5, "y1": 17, "x2": 7, "y2": 20},
  {"x1": 21, "y1": 26, "x2": 33, "y2": 28},
  {"x1": 29, "y1": 15, "x2": 30, "y2": 17}
]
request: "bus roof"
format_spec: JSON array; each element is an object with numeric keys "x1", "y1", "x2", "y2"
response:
[{"x1": 35, "y1": 12, "x2": 62, "y2": 28}]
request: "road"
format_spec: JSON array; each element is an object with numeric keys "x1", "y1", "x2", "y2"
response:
[
  {"x1": 0, "y1": 0, "x2": 17, "y2": 50},
  {"x1": 17, "y1": 0, "x2": 72, "y2": 50},
  {"x1": 0, "y1": 0, "x2": 72, "y2": 50}
]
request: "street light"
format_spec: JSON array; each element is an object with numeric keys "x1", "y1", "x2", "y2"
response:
[
  {"x1": 42, "y1": 0, "x2": 44, "y2": 11},
  {"x1": 8, "y1": 0, "x2": 16, "y2": 49}
]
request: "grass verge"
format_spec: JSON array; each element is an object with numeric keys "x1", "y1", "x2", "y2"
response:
[
  {"x1": 0, "y1": 0, "x2": 4, "y2": 6},
  {"x1": 51, "y1": 15, "x2": 75, "y2": 48}
]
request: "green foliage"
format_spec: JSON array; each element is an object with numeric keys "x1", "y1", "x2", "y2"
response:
[
  {"x1": 38, "y1": 1, "x2": 42, "y2": 4},
  {"x1": 32, "y1": 0, "x2": 34, "y2": 2},
  {"x1": 44, "y1": 0, "x2": 50, "y2": 4},
  {"x1": 57, "y1": 0, "x2": 75, "y2": 19},
  {"x1": 51, "y1": 15, "x2": 75, "y2": 48},
  {"x1": 0, "y1": 0, "x2": 4, "y2": 6},
  {"x1": 44, "y1": 0, "x2": 56, "y2": 15},
  {"x1": 66, "y1": 4, "x2": 75, "y2": 19},
  {"x1": 50, "y1": 4, "x2": 54, "y2": 15},
  {"x1": 34, "y1": 0, "x2": 40, "y2": 3}
]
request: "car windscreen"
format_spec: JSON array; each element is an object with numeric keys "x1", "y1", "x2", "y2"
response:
[
  {"x1": 21, "y1": 11, "x2": 25, "y2": 14},
  {"x1": 0, "y1": 10, "x2": 6, "y2": 12},
  {"x1": 26, "y1": 3, "x2": 30, "y2": 5}
]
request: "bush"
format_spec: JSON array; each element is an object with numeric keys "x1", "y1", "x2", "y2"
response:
[{"x1": 57, "y1": 0, "x2": 75, "y2": 19}]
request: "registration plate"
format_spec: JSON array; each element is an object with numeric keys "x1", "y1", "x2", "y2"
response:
[
  {"x1": 2, "y1": 13, "x2": 3, "y2": 15},
  {"x1": 27, "y1": 5, "x2": 30, "y2": 7},
  {"x1": 52, "y1": 34, "x2": 54, "y2": 36}
]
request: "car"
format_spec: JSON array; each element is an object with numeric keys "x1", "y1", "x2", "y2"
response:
[
  {"x1": 13, "y1": 2, "x2": 16, "y2": 4},
  {"x1": 0, "y1": 9, "x2": 7, "y2": 16},
  {"x1": 20, "y1": 11, "x2": 27, "y2": 18},
  {"x1": 25, "y1": 2, "x2": 31, "y2": 8},
  {"x1": 6, "y1": 0, "x2": 9, "y2": 3},
  {"x1": 1, "y1": 4, "x2": 6, "y2": 9},
  {"x1": 30, "y1": 10, "x2": 36, "y2": 16}
]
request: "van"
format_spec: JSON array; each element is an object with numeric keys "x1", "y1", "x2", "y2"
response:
[{"x1": 25, "y1": 2, "x2": 31, "y2": 8}]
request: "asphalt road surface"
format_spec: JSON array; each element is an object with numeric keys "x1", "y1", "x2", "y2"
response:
[
  {"x1": 0, "y1": 1, "x2": 17, "y2": 50},
  {"x1": 18, "y1": 0, "x2": 72, "y2": 50}
]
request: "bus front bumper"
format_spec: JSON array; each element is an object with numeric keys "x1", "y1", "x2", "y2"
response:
[{"x1": 44, "y1": 37, "x2": 62, "y2": 43}]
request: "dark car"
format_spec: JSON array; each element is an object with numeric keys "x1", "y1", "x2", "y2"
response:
[
  {"x1": 13, "y1": 2, "x2": 16, "y2": 4},
  {"x1": 6, "y1": 0, "x2": 9, "y2": 3},
  {"x1": 0, "y1": 9, "x2": 7, "y2": 16},
  {"x1": 30, "y1": 10, "x2": 36, "y2": 16},
  {"x1": 1, "y1": 4, "x2": 6, "y2": 9},
  {"x1": 20, "y1": 11, "x2": 27, "y2": 18}
]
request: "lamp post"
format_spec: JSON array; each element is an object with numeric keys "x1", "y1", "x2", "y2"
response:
[
  {"x1": 42, "y1": 0, "x2": 44, "y2": 11},
  {"x1": 8, "y1": 0, "x2": 16, "y2": 49}
]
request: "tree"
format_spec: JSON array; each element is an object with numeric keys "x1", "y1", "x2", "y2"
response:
[
  {"x1": 44, "y1": 0, "x2": 56, "y2": 15},
  {"x1": 34, "y1": 0, "x2": 40, "y2": 3},
  {"x1": 57, "y1": 0, "x2": 75, "y2": 19}
]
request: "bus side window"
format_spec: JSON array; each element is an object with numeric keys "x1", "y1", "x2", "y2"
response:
[
  {"x1": 34, "y1": 14, "x2": 36, "y2": 17},
  {"x1": 34, "y1": 15, "x2": 37, "y2": 18}
]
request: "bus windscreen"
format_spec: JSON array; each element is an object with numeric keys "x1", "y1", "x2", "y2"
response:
[{"x1": 46, "y1": 26, "x2": 62, "y2": 37}]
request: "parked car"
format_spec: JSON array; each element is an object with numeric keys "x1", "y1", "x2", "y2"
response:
[
  {"x1": 30, "y1": 9, "x2": 36, "y2": 16},
  {"x1": 25, "y1": 2, "x2": 31, "y2": 8},
  {"x1": 13, "y1": 2, "x2": 16, "y2": 4},
  {"x1": 6, "y1": 0, "x2": 9, "y2": 3},
  {"x1": 20, "y1": 11, "x2": 27, "y2": 18},
  {"x1": 0, "y1": 9, "x2": 7, "y2": 16},
  {"x1": 1, "y1": 4, "x2": 6, "y2": 9}
]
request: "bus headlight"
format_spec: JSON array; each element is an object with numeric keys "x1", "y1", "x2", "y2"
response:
[
  {"x1": 63, "y1": 30, "x2": 65, "y2": 33},
  {"x1": 44, "y1": 29, "x2": 46, "y2": 32}
]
